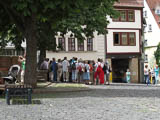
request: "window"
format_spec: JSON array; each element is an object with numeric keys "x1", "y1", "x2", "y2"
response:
[
  {"x1": 68, "y1": 38, "x2": 75, "y2": 51},
  {"x1": 114, "y1": 32, "x2": 136, "y2": 46},
  {"x1": 144, "y1": 39, "x2": 148, "y2": 47},
  {"x1": 144, "y1": 54, "x2": 148, "y2": 62},
  {"x1": 87, "y1": 38, "x2": 93, "y2": 51},
  {"x1": 144, "y1": 26, "x2": 147, "y2": 33},
  {"x1": 17, "y1": 50, "x2": 25, "y2": 56},
  {"x1": 128, "y1": 11, "x2": 134, "y2": 21},
  {"x1": 155, "y1": 9, "x2": 160, "y2": 15},
  {"x1": 148, "y1": 24, "x2": 152, "y2": 32},
  {"x1": 121, "y1": 33, "x2": 128, "y2": 45},
  {"x1": 129, "y1": 33, "x2": 135, "y2": 45},
  {"x1": 121, "y1": 11, "x2": 127, "y2": 21},
  {"x1": 0, "y1": 49, "x2": 24, "y2": 56},
  {"x1": 114, "y1": 33, "x2": 120, "y2": 45},
  {"x1": 77, "y1": 41, "x2": 84, "y2": 51},
  {"x1": 58, "y1": 38, "x2": 65, "y2": 51},
  {"x1": 143, "y1": 11, "x2": 147, "y2": 18},
  {"x1": 113, "y1": 10, "x2": 135, "y2": 22}
]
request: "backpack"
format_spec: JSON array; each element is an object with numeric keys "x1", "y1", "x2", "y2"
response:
[
  {"x1": 102, "y1": 64, "x2": 107, "y2": 74},
  {"x1": 71, "y1": 62, "x2": 76, "y2": 70},
  {"x1": 78, "y1": 65, "x2": 82, "y2": 72},
  {"x1": 89, "y1": 64, "x2": 93, "y2": 72},
  {"x1": 84, "y1": 66, "x2": 87, "y2": 72}
]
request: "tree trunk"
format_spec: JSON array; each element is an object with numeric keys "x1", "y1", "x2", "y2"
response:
[
  {"x1": 24, "y1": 16, "x2": 37, "y2": 88},
  {"x1": 38, "y1": 48, "x2": 46, "y2": 69}
]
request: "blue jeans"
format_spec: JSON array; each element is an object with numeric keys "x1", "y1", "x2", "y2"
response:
[
  {"x1": 154, "y1": 75, "x2": 159, "y2": 84},
  {"x1": 72, "y1": 70, "x2": 77, "y2": 81},
  {"x1": 53, "y1": 71, "x2": 57, "y2": 82},
  {"x1": 144, "y1": 75, "x2": 149, "y2": 85}
]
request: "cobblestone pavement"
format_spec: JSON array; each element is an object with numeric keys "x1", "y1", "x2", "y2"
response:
[{"x1": 1, "y1": 83, "x2": 160, "y2": 120}]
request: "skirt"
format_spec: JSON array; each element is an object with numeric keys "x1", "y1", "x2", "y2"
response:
[{"x1": 83, "y1": 72, "x2": 90, "y2": 80}]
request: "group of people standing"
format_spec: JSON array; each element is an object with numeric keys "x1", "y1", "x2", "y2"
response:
[
  {"x1": 40, "y1": 57, "x2": 112, "y2": 85},
  {"x1": 144, "y1": 64, "x2": 159, "y2": 85}
]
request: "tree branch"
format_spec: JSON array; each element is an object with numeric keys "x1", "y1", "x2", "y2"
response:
[{"x1": 0, "y1": 1, "x2": 25, "y2": 34}]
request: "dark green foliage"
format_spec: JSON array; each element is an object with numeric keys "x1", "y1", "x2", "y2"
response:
[
  {"x1": 154, "y1": 42, "x2": 160, "y2": 66},
  {"x1": 0, "y1": 0, "x2": 118, "y2": 86}
]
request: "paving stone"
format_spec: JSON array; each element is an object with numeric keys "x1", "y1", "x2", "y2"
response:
[{"x1": 1, "y1": 84, "x2": 160, "y2": 120}]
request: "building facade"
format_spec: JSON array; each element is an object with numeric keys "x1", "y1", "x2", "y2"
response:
[
  {"x1": 0, "y1": 0, "x2": 143, "y2": 83},
  {"x1": 143, "y1": 0, "x2": 160, "y2": 68},
  {"x1": 46, "y1": 32, "x2": 106, "y2": 61},
  {"x1": 46, "y1": 0, "x2": 144, "y2": 83},
  {"x1": 106, "y1": 0, "x2": 144, "y2": 83}
]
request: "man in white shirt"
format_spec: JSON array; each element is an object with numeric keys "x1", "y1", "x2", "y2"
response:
[
  {"x1": 40, "y1": 58, "x2": 49, "y2": 70},
  {"x1": 62, "y1": 57, "x2": 70, "y2": 82}
]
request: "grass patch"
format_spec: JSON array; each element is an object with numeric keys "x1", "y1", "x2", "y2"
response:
[
  {"x1": 12, "y1": 99, "x2": 41, "y2": 105},
  {"x1": 50, "y1": 83, "x2": 87, "y2": 88},
  {"x1": 36, "y1": 82, "x2": 87, "y2": 88}
]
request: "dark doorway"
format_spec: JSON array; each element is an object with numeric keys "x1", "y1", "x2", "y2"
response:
[{"x1": 112, "y1": 59, "x2": 129, "y2": 83}]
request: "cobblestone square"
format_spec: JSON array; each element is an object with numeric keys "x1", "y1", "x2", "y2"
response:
[{"x1": 1, "y1": 83, "x2": 160, "y2": 120}]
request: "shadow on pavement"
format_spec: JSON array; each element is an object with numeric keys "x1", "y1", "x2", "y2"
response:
[{"x1": 31, "y1": 87, "x2": 160, "y2": 99}]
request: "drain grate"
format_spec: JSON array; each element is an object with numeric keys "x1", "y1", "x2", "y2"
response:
[{"x1": 12, "y1": 99, "x2": 41, "y2": 105}]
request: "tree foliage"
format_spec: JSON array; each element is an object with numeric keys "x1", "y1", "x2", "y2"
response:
[
  {"x1": 0, "y1": 0, "x2": 118, "y2": 87},
  {"x1": 154, "y1": 42, "x2": 160, "y2": 66}
]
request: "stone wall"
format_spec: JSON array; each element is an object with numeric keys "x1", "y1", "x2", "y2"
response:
[{"x1": 129, "y1": 58, "x2": 139, "y2": 83}]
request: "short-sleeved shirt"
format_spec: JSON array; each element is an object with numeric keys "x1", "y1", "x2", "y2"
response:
[
  {"x1": 154, "y1": 67, "x2": 159, "y2": 77},
  {"x1": 40, "y1": 61, "x2": 48, "y2": 70},
  {"x1": 62, "y1": 60, "x2": 70, "y2": 72},
  {"x1": 144, "y1": 68, "x2": 149, "y2": 75}
]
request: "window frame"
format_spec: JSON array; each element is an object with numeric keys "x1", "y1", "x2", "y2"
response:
[
  {"x1": 148, "y1": 24, "x2": 152, "y2": 32},
  {"x1": 77, "y1": 40, "x2": 84, "y2": 51},
  {"x1": 144, "y1": 39, "x2": 148, "y2": 47},
  {"x1": 129, "y1": 33, "x2": 136, "y2": 46},
  {"x1": 144, "y1": 54, "x2": 148, "y2": 62},
  {"x1": 68, "y1": 38, "x2": 75, "y2": 51},
  {"x1": 87, "y1": 38, "x2": 93, "y2": 51},
  {"x1": 121, "y1": 33, "x2": 128, "y2": 45},
  {"x1": 113, "y1": 32, "x2": 136, "y2": 46},
  {"x1": 113, "y1": 10, "x2": 135, "y2": 22},
  {"x1": 120, "y1": 10, "x2": 127, "y2": 21},
  {"x1": 58, "y1": 37, "x2": 66, "y2": 51},
  {"x1": 143, "y1": 10, "x2": 147, "y2": 18},
  {"x1": 128, "y1": 10, "x2": 135, "y2": 22},
  {"x1": 0, "y1": 49, "x2": 24, "y2": 56},
  {"x1": 113, "y1": 33, "x2": 121, "y2": 45}
]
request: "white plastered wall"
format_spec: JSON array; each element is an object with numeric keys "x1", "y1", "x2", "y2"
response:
[
  {"x1": 46, "y1": 33, "x2": 105, "y2": 61},
  {"x1": 107, "y1": 29, "x2": 140, "y2": 53}
]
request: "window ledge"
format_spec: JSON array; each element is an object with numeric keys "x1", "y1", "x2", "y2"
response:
[{"x1": 51, "y1": 51, "x2": 97, "y2": 53}]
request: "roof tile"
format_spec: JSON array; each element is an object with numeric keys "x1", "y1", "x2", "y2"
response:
[
  {"x1": 146, "y1": 0, "x2": 160, "y2": 28},
  {"x1": 114, "y1": 0, "x2": 144, "y2": 8}
]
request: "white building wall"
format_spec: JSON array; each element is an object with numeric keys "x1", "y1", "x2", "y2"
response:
[
  {"x1": 46, "y1": 34, "x2": 105, "y2": 61},
  {"x1": 145, "y1": 47, "x2": 157, "y2": 68},
  {"x1": 143, "y1": 0, "x2": 160, "y2": 67},
  {"x1": 144, "y1": 0, "x2": 160, "y2": 47},
  {"x1": 107, "y1": 29, "x2": 140, "y2": 53},
  {"x1": 107, "y1": 10, "x2": 142, "y2": 29}
]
